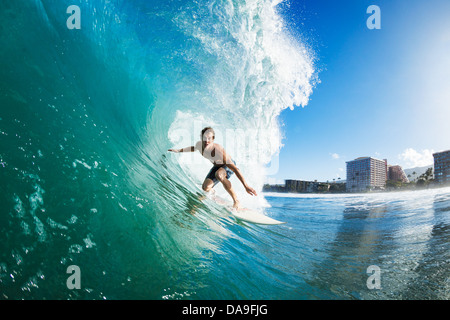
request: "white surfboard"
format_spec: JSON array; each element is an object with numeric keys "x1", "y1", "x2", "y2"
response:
[
  {"x1": 230, "y1": 207, "x2": 286, "y2": 225},
  {"x1": 210, "y1": 195, "x2": 285, "y2": 225}
]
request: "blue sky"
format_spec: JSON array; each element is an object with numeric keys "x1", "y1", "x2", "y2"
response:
[{"x1": 270, "y1": 0, "x2": 450, "y2": 183}]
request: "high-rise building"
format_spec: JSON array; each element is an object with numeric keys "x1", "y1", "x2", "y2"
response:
[
  {"x1": 388, "y1": 165, "x2": 409, "y2": 183},
  {"x1": 346, "y1": 157, "x2": 387, "y2": 192},
  {"x1": 433, "y1": 150, "x2": 450, "y2": 185}
]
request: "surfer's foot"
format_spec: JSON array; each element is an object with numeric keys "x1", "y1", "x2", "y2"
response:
[{"x1": 233, "y1": 200, "x2": 240, "y2": 210}]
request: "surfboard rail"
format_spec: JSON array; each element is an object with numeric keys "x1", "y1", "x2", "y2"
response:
[{"x1": 209, "y1": 194, "x2": 285, "y2": 225}]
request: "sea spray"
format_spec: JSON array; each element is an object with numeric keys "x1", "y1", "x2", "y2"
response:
[{"x1": 167, "y1": 0, "x2": 316, "y2": 207}]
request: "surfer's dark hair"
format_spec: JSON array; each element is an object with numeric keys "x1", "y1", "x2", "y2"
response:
[{"x1": 201, "y1": 127, "x2": 215, "y2": 139}]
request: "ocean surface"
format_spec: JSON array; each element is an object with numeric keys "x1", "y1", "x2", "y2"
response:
[
  {"x1": 263, "y1": 189, "x2": 450, "y2": 299},
  {"x1": 1, "y1": 0, "x2": 449, "y2": 300}
]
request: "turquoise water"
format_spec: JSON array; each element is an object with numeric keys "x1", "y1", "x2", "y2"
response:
[{"x1": 1, "y1": 0, "x2": 449, "y2": 300}]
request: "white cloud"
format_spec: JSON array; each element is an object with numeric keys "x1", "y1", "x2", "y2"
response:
[
  {"x1": 331, "y1": 153, "x2": 340, "y2": 160},
  {"x1": 398, "y1": 148, "x2": 434, "y2": 168}
]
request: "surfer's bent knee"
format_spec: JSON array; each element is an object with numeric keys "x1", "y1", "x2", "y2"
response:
[
  {"x1": 214, "y1": 168, "x2": 227, "y2": 182},
  {"x1": 202, "y1": 179, "x2": 214, "y2": 191}
]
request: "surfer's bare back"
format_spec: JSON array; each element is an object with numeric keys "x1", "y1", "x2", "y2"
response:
[{"x1": 168, "y1": 127, "x2": 257, "y2": 209}]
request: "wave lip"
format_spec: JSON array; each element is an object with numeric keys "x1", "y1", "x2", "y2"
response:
[{"x1": 168, "y1": 0, "x2": 317, "y2": 205}]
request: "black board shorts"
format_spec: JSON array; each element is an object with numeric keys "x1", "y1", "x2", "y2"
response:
[{"x1": 205, "y1": 160, "x2": 236, "y2": 186}]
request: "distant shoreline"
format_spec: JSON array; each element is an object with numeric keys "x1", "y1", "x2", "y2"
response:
[
  {"x1": 262, "y1": 181, "x2": 450, "y2": 195},
  {"x1": 263, "y1": 165, "x2": 441, "y2": 195}
]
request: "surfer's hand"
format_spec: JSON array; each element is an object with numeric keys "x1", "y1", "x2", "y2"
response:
[
  {"x1": 168, "y1": 148, "x2": 180, "y2": 153},
  {"x1": 245, "y1": 186, "x2": 257, "y2": 196}
]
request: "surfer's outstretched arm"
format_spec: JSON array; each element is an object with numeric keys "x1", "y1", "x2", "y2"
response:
[
  {"x1": 168, "y1": 146, "x2": 194, "y2": 153},
  {"x1": 226, "y1": 162, "x2": 257, "y2": 196},
  {"x1": 169, "y1": 141, "x2": 201, "y2": 153},
  {"x1": 217, "y1": 147, "x2": 257, "y2": 197}
]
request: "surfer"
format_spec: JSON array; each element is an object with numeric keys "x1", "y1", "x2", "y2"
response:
[{"x1": 168, "y1": 127, "x2": 257, "y2": 210}]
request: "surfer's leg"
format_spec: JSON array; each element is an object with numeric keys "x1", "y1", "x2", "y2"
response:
[
  {"x1": 202, "y1": 178, "x2": 215, "y2": 192},
  {"x1": 215, "y1": 168, "x2": 240, "y2": 209},
  {"x1": 191, "y1": 181, "x2": 214, "y2": 215}
]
